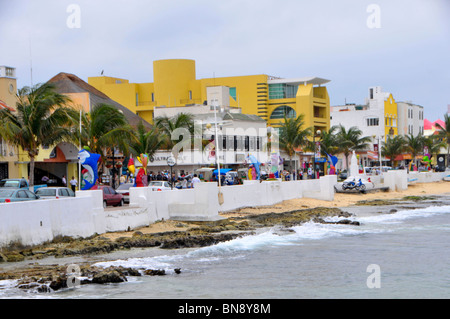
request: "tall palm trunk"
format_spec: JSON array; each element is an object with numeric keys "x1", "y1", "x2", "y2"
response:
[{"x1": 29, "y1": 155, "x2": 35, "y2": 189}]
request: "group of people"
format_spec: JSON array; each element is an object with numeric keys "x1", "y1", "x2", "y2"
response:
[{"x1": 118, "y1": 170, "x2": 201, "y2": 189}]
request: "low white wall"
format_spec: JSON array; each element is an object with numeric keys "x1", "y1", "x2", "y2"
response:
[
  {"x1": 408, "y1": 171, "x2": 446, "y2": 183},
  {"x1": 218, "y1": 176, "x2": 335, "y2": 212},
  {"x1": 0, "y1": 174, "x2": 340, "y2": 248},
  {"x1": 0, "y1": 190, "x2": 103, "y2": 247}
]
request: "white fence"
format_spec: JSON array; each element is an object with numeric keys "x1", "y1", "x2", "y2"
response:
[{"x1": 4, "y1": 171, "x2": 446, "y2": 248}]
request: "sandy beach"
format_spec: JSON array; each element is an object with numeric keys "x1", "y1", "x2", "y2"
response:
[
  {"x1": 221, "y1": 181, "x2": 450, "y2": 216},
  {"x1": 100, "y1": 181, "x2": 450, "y2": 240}
]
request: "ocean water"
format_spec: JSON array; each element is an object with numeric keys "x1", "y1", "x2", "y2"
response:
[{"x1": 1, "y1": 201, "x2": 449, "y2": 299}]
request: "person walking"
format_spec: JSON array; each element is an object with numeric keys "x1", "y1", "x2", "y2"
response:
[
  {"x1": 70, "y1": 176, "x2": 78, "y2": 192},
  {"x1": 191, "y1": 174, "x2": 201, "y2": 188},
  {"x1": 62, "y1": 175, "x2": 67, "y2": 187}
]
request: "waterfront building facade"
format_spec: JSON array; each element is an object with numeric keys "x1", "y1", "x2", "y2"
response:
[
  {"x1": 0, "y1": 66, "x2": 19, "y2": 180},
  {"x1": 331, "y1": 86, "x2": 400, "y2": 168},
  {"x1": 88, "y1": 59, "x2": 331, "y2": 134}
]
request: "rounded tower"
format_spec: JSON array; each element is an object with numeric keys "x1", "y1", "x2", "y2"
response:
[{"x1": 153, "y1": 59, "x2": 196, "y2": 107}]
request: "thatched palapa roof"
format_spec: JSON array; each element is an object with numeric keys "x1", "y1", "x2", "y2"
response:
[{"x1": 47, "y1": 72, "x2": 151, "y2": 128}]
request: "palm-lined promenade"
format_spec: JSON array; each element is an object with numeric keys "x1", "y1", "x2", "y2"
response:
[{"x1": 1, "y1": 77, "x2": 449, "y2": 190}]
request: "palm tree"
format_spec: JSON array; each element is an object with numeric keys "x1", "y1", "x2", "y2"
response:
[
  {"x1": 0, "y1": 83, "x2": 74, "y2": 187},
  {"x1": 278, "y1": 114, "x2": 312, "y2": 176},
  {"x1": 423, "y1": 134, "x2": 446, "y2": 162},
  {"x1": 74, "y1": 103, "x2": 134, "y2": 158},
  {"x1": 127, "y1": 121, "x2": 164, "y2": 160},
  {"x1": 155, "y1": 112, "x2": 194, "y2": 153},
  {"x1": 381, "y1": 135, "x2": 406, "y2": 167},
  {"x1": 335, "y1": 125, "x2": 371, "y2": 170},
  {"x1": 404, "y1": 133, "x2": 424, "y2": 168},
  {"x1": 319, "y1": 125, "x2": 339, "y2": 156},
  {"x1": 435, "y1": 114, "x2": 450, "y2": 166}
]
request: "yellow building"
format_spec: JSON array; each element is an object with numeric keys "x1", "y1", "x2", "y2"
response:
[
  {"x1": 0, "y1": 66, "x2": 19, "y2": 180},
  {"x1": 88, "y1": 59, "x2": 331, "y2": 132},
  {"x1": 383, "y1": 93, "x2": 398, "y2": 138}
]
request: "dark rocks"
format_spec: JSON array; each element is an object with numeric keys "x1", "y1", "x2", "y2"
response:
[
  {"x1": 160, "y1": 233, "x2": 241, "y2": 249},
  {"x1": 92, "y1": 269, "x2": 127, "y2": 284},
  {"x1": 247, "y1": 207, "x2": 344, "y2": 228},
  {"x1": 144, "y1": 269, "x2": 165, "y2": 276},
  {"x1": 313, "y1": 217, "x2": 361, "y2": 226},
  {"x1": 49, "y1": 275, "x2": 68, "y2": 291}
]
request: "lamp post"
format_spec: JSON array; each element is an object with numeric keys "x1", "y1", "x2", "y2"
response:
[
  {"x1": 378, "y1": 135, "x2": 383, "y2": 175},
  {"x1": 313, "y1": 129, "x2": 321, "y2": 179},
  {"x1": 212, "y1": 98, "x2": 224, "y2": 205}
]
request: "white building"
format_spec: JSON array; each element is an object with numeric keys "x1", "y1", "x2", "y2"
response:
[
  {"x1": 397, "y1": 101, "x2": 424, "y2": 136},
  {"x1": 150, "y1": 88, "x2": 270, "y2": 177},
  {"x1": 330, "y1": 86, "x2": 424, "y2": 168},
  {"x1": 331, "y1": 86, "x2": 394, "y2": 168}
]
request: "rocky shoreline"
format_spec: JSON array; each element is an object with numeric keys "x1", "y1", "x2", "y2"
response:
[{"x1": 0, "y1": 206, "x2": 347, "y2": 294}]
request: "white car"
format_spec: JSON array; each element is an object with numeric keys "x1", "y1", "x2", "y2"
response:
[
  {"x1": 148, "y1": 181, "x2": 173, "y2": 191},
  {"x1": 35, "y1": 187, "x2": 75, "y2": 199},
  {"x1": 115, "y1": 183, "x2": 133, "y2": 203}
]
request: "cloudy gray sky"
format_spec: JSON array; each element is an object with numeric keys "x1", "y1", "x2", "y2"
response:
[{"x1": 1, "y1": 0, "x2": 449, "y2": 121}]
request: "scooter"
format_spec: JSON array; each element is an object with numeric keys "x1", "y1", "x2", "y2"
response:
[{"x1": 342, "y1": 178, "x2": 366, "y2": 191}]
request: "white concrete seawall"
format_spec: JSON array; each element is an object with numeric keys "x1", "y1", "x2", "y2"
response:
[{"x1": 0, "y1": 172, "x2": 445, "y2": 248}]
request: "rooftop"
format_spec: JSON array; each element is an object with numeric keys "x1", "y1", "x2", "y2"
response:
[
  {"x1": 267, "y1": 76, "x2": 330, "y2": 86},
  {"x1": 48, "y1": 72, "x2": 152, "y2": 128}
]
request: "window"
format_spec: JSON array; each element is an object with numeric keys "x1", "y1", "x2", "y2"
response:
[
  {"x1": 268, "y1": 84, "x2": 298, "y2": 99},
  {"x1": 17, "y1": 191, "x2": 27, "y2": 198},
  {"x1": 222, "y1": 135, "x2": 227, "y2": 150},
  {"x1": 229, "y1": 87, "x2": 237, "y2": 101},
  {"x1": 270, "y1": 105, "x2": 296, "y2": 119},
  {"x1": 366, "y1": 118, "x2": 379, "y2": 126}
]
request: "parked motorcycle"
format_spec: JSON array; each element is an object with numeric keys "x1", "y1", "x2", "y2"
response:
[{"x1": 342, "y1": 178, "x2": 366, "y2": 191}]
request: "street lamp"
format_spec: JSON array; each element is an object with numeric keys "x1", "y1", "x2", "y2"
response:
[
  {"x1": 313, "y1": 129, "x2": 321, "y2": 179},
  {"x1": 378, "y1": 135, "x2": 383, "y2": 175},
  {"x1": 212, "y1": 99, "x2": 224, "y2": 205}
]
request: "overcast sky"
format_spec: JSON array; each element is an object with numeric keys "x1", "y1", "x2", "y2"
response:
[{"x1": 1, "y1": 0, "x2": 449, "y2": 121}]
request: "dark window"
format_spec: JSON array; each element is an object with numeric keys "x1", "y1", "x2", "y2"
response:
[{"x1": 270, "y1": 105, "x2": 297, "y2": 119}]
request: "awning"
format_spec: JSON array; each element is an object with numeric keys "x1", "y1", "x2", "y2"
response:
[
  {"x1": 391, "y1": 154, "x2": 413, "y2": 161},
  {"x1": 314, "y1": 157, "x2": 327, "y2": 163},
  {"x1": 213, "y1": 168, "x2": 232, "y2": 175},
  {"x1": 367, "y1": 151, "x2": 378, "y2": 160}
]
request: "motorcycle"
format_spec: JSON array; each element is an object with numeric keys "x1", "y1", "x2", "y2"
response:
[{"x1": 342, "y1": 178, "x2": 366, "y2": 191}]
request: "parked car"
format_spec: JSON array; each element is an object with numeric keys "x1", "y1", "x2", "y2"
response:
[
  {"x1": 116, "y1": 183, "x2": 133, "y2": 203},
  {"x1": 338, "y1": 170, "x2": 348, "y2": 180},
  {"x1": 91, "y1": 185, "x2": 124, "y2": 208},
  {"x1": 148, "y1": 181, "x2": 172, "y2": 191},
  {"x1": 0, "y1": 189, "x2": 41, "y2": 203},
  {"x1": 0, "y1": 178, "x2": 47, "y2": 192},
  {"x1": 35, "y1": 187, "x2": 75, "y2": 199}
]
